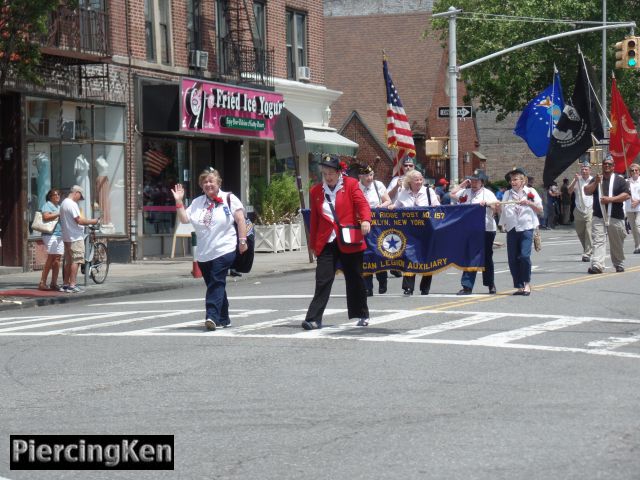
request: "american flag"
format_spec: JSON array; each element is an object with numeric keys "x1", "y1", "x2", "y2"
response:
[{"x1": 384, "y1": 56, "x2": 415, "y2": 176}]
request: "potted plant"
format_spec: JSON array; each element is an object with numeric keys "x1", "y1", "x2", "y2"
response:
[{"x1": 254, "y1": 173, "x2": 301, "y2": 252}]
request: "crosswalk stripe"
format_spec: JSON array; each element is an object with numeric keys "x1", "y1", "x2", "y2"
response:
[
  {"x1": 0, "y1": 312, "x2": 128, "y2": 333},
  {"x1": 45, "y1": 310, "x2": 200, "y2": 334},
  {"x1": 371, "y1": 313, "x2": 507, "y2": 341},
  {"x1": 586, "y1": 332, "x2": 640, "y2": 351},
  {"x1": 471, "y1": 316, "x2": 590, "y2": 345}
]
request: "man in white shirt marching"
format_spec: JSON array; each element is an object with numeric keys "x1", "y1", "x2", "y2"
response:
[{"x1": 568, "y1": 162, "x2": 594, "y2": 262}]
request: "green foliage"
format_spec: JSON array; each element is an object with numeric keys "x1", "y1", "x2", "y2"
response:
[
  {"x1": 0, "y1": 0, "x2": 66, "y2": 91},
  {"x1": 431, "y1": 0, "x2": 640, "y2": 120},
  {"x1": 256, "y1": 173, "x2": 300, "y2": 225}
]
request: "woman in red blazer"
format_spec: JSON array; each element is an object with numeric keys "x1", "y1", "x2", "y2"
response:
[{"x1": 302, "y1": 155, "x2": 372, "y2": 330}]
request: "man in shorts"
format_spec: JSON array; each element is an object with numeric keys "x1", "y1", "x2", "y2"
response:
[{"x1": 59, "y1": 185, "x2": 100, "y2": 293}]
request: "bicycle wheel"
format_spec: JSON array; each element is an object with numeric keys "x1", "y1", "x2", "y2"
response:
[{"x1": 90, "y1": 242, "x2": 109, "y2": 284}]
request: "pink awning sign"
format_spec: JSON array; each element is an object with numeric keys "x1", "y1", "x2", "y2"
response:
[{"x1": 180, "y1": 78, "x2": 285, "y2": 140}]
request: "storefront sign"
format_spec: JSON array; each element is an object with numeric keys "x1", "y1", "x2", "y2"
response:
[
  {"x1": 221, "y1": 116, "x2": 266, "y2": 131},
  {"x1": 180, "y1": 78, "x2": 284, "y2": 139}
]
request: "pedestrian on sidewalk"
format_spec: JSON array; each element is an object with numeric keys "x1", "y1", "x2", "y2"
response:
[
  {"x1": 172, "y1": 168, "x2": 247, "y2": 331},
  {"x1": 302, "y1": 155, "x2": 371, "y2": 330},
  {"x1": 38, "y1": 189, "x2": 63, "y2": 291},
  {"x1": 59, "y1": 186, "x2": 100, "y2": 293}
]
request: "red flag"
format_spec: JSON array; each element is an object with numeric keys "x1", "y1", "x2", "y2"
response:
[
  {"x1": 610, "y1": 78, "x2": 640, "y2": 173},
  {"x1": 383, "y1": 56, "x2": 415, "y2": 176}
]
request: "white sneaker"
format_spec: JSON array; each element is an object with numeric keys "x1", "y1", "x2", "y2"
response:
[{"x1": 204, "y1": 319, "x2": 216, "y2": 331}]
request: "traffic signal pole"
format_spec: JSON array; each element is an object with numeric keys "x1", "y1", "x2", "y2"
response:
[{"x1": 433, "y1": 6, "x2": 635, "y2": 183}]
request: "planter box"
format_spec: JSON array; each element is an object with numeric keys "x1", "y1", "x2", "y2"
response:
[
  {"x1": 255, "y1": 224, "x2": 286, "y2": 253},
  {"x1": 284, "y1": 223, "x2": 302, "y2": 251}
]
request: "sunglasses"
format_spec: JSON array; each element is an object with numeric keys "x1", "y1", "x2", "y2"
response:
[
  {"x1": 603, "y1": 163, "x2": 614, "y2": 166},
  {"x1": 403, "y1": 164, "x2": 414, "y2": 167},
  {"x1": 631, "y1": 169, "x2": 640, "y2": 172}
]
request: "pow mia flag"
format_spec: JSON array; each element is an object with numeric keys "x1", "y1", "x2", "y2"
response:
[{"x1": 543, "y1": 54, "x2": 604, "y2": 187}]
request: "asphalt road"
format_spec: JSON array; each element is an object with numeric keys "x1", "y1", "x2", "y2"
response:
[{"x1": 1, "y1": 228, "x2": 639, "y2": 479}]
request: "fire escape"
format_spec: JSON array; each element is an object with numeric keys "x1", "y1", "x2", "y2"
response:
[
  {"x1": 218, "y1": 0, "x2": 274, "y2": 88},
  {"x1": 37, "y1": 2, "x2": 114, "y2": 102}
]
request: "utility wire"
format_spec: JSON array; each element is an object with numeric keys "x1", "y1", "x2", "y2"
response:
[{"x1": 456, "y1": 12, "x2": 627, "y2": 27}]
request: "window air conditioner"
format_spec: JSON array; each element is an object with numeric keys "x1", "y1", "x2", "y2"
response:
[
  {"x1": 297, "y1": 66, "x2": 311, "y2": 81},
  {"x1": 189, "y1": 50, "x2": 209, "y2": 69},
  {"x1": 425, "y1": 139, "x2": 444, "y2": 156}
]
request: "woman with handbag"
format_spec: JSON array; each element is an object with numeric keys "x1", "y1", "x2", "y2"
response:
[
  {"x1": 302, "y1": 155, "x2": 372, "y2": 330},
  {"x1": 38, "y1": 189, "x2": 63, "y2": 291},
  {"x1": 171, "y1": 168, "x2": 247, "y2": 331},
  {"x1": 498, "y1": 167, "x2": 543, "y2": 296},
  {"x1": 390, "y1": 169, "x2": 440, "y2": 295}
]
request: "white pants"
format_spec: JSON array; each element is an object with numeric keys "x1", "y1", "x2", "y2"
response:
[
  {"x1": 627, "y1": 211, "x2": 640, "y2": 250},
  {"x1": 591, "y1": 216, "x2": 626, "y2": 270}
]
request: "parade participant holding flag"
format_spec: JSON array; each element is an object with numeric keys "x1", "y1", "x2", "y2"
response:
[
  {"x1": 302, "y1": 155, "x2": 372, "y2": 330},
  {"x1": 391, "y1": 169, "x2": 439, "y2": 296},
  {"x1": 450, "y1": 169, "x2": 499, "y2": 295},
  {"x1": 583, "y1": 155, "x2": 630, "y2": 274},
  {"x1": 499, "y1": 168, "x2": 543, "y2": 296},
  {"x1": 359, "y1": 164, "x2": 392, "y2": 296},
  {"x1": 568, "y1": 162, "x2": 594, "y2": 262}
]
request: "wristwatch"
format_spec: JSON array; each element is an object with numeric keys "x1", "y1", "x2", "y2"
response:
[{"x1": 239, "y1": 239, "x2": 247, "y2": 245}]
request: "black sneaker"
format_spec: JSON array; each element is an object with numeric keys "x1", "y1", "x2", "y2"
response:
[
  {"x1": 488, "y1": 285, "x2": 497, "y2": 294},
  {"x1": 615, "y1": 266, "x2": 625, "y2": 273},
  {"x1": 403, "y1": 289, "x2": 413, "y2": 296},
  {"x1": 378, "y1": 286, "x2": 387, "y2": 294},
  {"x1": 301, "y1": 320, "x2": 321, "y2": 330},
  {"x1": 587, "y1": 267, "x2": 603, "y2": 274},
  {"x1": 420, "y1": 289, "x2": 430, "y2": 295},
  {"x1": 356, "y1": 318, "x2": 369, "y2": 327},
  {"x1": 365, "y1": 289, "x2": 373, "y2": 297},
  {"x1": 457, "y1": 287, "x2": 472, "y2": 295}
]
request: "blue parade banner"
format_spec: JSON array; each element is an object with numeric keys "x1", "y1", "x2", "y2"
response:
[{"x1": 302, "y1": 205, "x2": 486, "y2": 275}]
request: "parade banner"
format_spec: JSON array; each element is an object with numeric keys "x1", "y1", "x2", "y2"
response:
[{"x1": 303, "y1": 205, "x2": 486, "y2": 274}]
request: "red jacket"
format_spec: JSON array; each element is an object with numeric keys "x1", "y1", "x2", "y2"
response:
[{"x1": 309, "y1": 176, "x2": 371, "y2": 255}]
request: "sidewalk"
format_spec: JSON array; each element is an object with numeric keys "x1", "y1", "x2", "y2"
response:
[{"x1": 0, "y1": 249, "x2": 316, "y2": 312}]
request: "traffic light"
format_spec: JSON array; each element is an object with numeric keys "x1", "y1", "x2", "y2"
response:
[{"x1": 615, "y1": 36, "x2": 640, "y2": 69}]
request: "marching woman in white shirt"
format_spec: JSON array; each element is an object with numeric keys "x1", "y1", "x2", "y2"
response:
[
  {"x1": 625, "y1": 163, "x2": 640, "y2": 254},
  {"x1": 172, "y1": 168, "x2": 248, "y2": 331},
  {"x1": 450, "y1": 169, "x2": 500, "y2": 295},
  {"x1": 391, "y1": 169, "x2": 440, "y2": 295},
  {"x1": 359, "y1": 164, "x2": 392, "y2": 295},
  {"x1": 499, "y1": 167, "x2": 543, "y2": 296}
]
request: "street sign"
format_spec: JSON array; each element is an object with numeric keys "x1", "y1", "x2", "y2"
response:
[
  {"x1": 438, "y1": 106, "x2": 473, "y2": 119},
  {"x1": 273, "y1": 107, "x2": 308, "y2": 159}
]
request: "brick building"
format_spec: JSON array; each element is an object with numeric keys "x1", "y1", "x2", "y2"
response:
[
  {"x1": 0, "y1": 0, "x2": 354, "y2": 270},
  {"x1": 324, "y1": 9, "x2": 480, "y2": 185}
]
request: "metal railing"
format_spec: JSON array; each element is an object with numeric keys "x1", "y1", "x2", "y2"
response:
[
  {"x1": 217, "y1": 38, "x2": 274, "y2": 87},
  {"x1": 42, "y1": 6, "x2": 111, "y2": 59}
]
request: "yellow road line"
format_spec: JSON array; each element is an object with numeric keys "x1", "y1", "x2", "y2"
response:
[{"x1": 420, "y1": 264, "x2": 640, "y2": 312}]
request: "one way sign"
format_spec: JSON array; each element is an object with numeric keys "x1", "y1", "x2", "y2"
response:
[{"x1": 438, "y1": 106, "x2": 473, "y2": 119}]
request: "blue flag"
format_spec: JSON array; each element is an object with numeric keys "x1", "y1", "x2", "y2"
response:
[{"x1": 514, "y1": 72, "x2": 565, "y2": 157}]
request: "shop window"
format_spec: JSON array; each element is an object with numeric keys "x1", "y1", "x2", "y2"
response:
[
  {"x1": 186, "y1": 0, "x2": 202, "y2": 51},
  {"x1": 249, "y1": 141, "x2": 268, "y2": 214},
  {"x1": 142, "y1": 138, "x2": 186, "y2": 235},
  {"x1": 26, "y1": 98, "x2": 127, "y2": 237}
]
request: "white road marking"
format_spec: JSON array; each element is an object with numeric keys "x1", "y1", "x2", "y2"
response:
[{"x1": 3, "y1": 308, "x2": 640, "y2": 360}]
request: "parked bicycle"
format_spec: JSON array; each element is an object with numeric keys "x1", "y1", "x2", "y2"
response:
[{"x1": 82, "y1": 223, "x2": 109, "y2": 284}]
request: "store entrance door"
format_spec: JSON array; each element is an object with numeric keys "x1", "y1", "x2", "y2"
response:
[{"x1": 0, "y1": 93, "x2": 23, "y2": 267}]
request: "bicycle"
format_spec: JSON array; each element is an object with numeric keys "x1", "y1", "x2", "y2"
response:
[{"x1": 82, "y1": 223, "x2": 110, "y2": 284}]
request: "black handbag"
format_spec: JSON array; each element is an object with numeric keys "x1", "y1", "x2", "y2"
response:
[{"x1": 227, "y1": 195, "x2": 255, "y2": 273}]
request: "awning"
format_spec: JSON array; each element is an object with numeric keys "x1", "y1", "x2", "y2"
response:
[
  {"x1": 472, "y1": 151, "x2": 487, "y2": 160},
  {"x1": 304, "y1": 129, "x2": 359, "y2": 156}
]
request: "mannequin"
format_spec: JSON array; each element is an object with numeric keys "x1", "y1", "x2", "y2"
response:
[
  {"x1": 109, "y1": 178, "x2": 125, "y2": 234},
  {"x1": 36, "y1": 152, "x2": 51, "y2": 209},
  {"x1": 75, "y1": 154, "x2": 91, "y2": 217},
  {"x1": 95, "y1": 155, "x2": 111, "y2": 223}
]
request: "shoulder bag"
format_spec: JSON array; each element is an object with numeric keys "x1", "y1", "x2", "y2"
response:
[
  {"x1": 227, "y1": 194, "x2": 255, "y2": 273},
  {"x1": 31, "y1": 211, "x2": 58, "y2": 234},
  {"x1": 325, "y1": 193, "x2": 363, "y2": 245}
]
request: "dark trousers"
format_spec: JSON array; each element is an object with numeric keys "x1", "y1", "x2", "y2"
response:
[
  {"x1": 506, "y1": 228, "x2": 533, "y2": 289},
  {"x1": 306, "y1": 241, "x2": 369, "y2": 323},
  {"x1": 461, "y1": 230, "x2": 496, "y2": 289},
  {"x1": 198, "y1": 250, "x2": 235, "y2": 326},
  {"x1": 363, "y1": 271, "x2": 388, "y2": 291},
  {"x1": 402, "y1": 274, "x2": 432, "y2": 293}
]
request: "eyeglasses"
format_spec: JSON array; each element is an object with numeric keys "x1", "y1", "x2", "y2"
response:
[
  {"x1": 631, "y1": 169, "x2": 640, "y2": 172},
  {"x1": 403, "y1": 164, "x2": 414, "y2": 168},
  {"x1": 603, "y1": 163, "x2": 614, "y2": 167}
]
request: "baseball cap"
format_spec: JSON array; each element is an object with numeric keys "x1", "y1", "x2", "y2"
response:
[{"x1": 70, "y1": 185, "x2": 85, "y2": 200}]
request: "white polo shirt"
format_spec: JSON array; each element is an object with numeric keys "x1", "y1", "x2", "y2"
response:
[
  {"x1": 59, "y1": 197, "x2": 84, "y2": 242},
  {"x1": 186, "y1": 190, "x2": 244, "y2": 262}
]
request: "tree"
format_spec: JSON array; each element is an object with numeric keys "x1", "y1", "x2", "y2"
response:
[
  {"x1": 430, "y1": 0, "x2": 640, "y2": 121},
  {"x1": 0, "y1": 0, "x2": 63, "y2": 92}
]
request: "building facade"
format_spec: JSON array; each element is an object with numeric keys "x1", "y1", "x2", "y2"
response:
[{"x1": 0, "y1": 0, "x2": 353, "y2": 270}]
